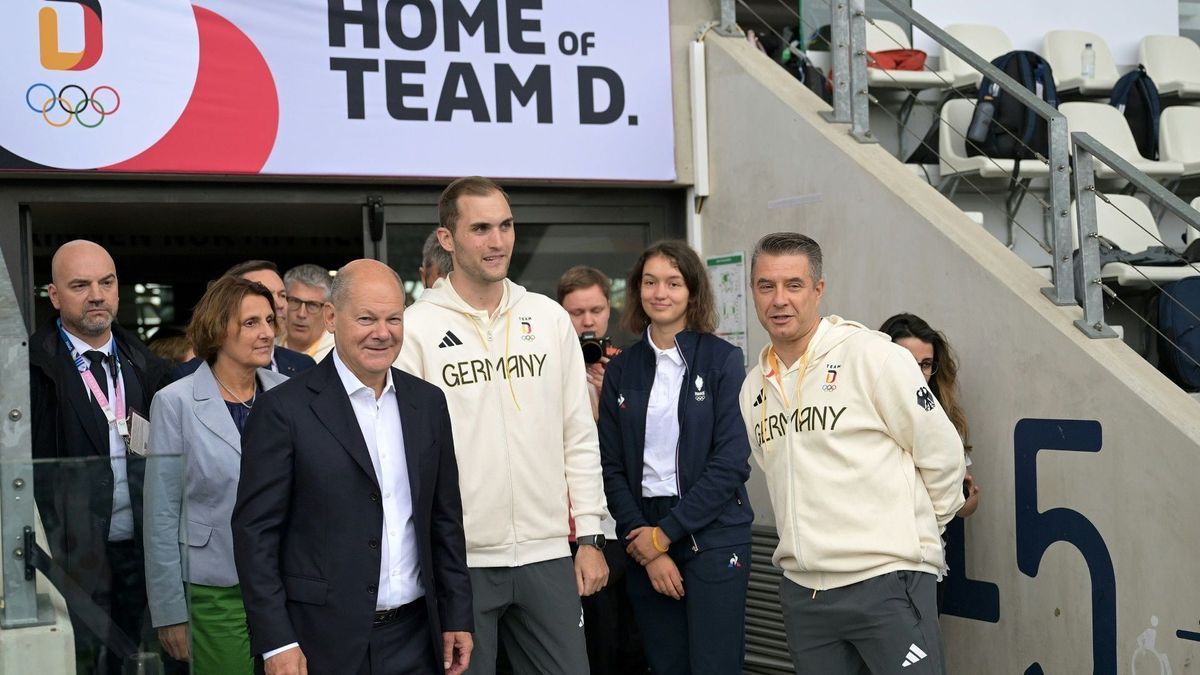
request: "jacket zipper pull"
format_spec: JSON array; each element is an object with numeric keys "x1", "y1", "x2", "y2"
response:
[{"x1": 690, "y1": 535, "x2": 699, "y2": 553}]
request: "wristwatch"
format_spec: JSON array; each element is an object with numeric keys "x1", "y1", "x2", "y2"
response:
[{"x1": 577, "y1": 534, "x2": 606, "y2": 551}]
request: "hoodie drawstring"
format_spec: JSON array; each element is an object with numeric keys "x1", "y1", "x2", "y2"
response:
[
  {"x1": 761, "y1": 346, "x2": 809, "y2": 450},
  {"x1": 463, "y1": 311, "x2": 522, "y2": 412}
]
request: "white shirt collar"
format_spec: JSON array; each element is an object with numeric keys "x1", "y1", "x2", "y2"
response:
[
  {"x1": 332, "y1": 348, "x2": 395, "y2": 399},
  {"x1": 64, "y1": 329, "x2": 114, "y2": 358},
  {"x1": 645, "y1": 332, "x2": 684, "y2": 367}
]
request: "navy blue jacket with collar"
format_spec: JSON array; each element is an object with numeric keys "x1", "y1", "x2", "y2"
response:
[{"x1": 598, "y1": 330, "x2": 754, "y2": 551}]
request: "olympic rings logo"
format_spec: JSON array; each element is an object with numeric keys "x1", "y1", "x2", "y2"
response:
[{"x1": 25, "y1": 83, "x2": 121, "y2": 128}]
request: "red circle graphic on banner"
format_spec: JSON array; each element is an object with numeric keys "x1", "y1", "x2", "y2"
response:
[{"x1": 105, "y1": 5, "x2": 278, "y2": 173}]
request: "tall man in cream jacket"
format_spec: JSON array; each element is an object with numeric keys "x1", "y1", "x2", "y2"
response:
[
  {"x1": 739, "y1": 233, "x2": 965, "y2": 674},
  {"x1": 395, "y1": 176, "x2": 609, "y2": 675}
]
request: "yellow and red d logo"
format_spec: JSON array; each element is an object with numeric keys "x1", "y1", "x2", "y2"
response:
[{"x1": 39, "y1": 0, "x2": 103, "y2": 71}]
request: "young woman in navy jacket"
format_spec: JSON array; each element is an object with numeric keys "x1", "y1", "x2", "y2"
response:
[{"x1": 598, "y1": 240, "x2": 754, "y2": 675}]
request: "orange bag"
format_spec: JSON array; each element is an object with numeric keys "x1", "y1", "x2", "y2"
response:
[{"x1": 866, "y1": 49, "x2": 928, "y2": 71}]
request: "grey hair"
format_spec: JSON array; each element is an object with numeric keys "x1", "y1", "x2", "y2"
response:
[
  {"x1": 751, "y1": 232, "x2": 824, "y2": 283},
  {"x1": 283, "y1": 264, "x2": 333, "y2": 298},
  {"x1": 421, "y1": 230, "x2": 453, "y2": 274},
  {"x1": 330, "y1": 263, "x2": 403, "y2": 308}
]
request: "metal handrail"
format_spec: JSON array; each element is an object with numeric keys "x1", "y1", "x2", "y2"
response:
[
  {"x1": 1071, "y1": 132, "x2": 1200, "y2": 339},
  {"x1": 830, "y1": 0, "x2": 1076, "y2": 306}
]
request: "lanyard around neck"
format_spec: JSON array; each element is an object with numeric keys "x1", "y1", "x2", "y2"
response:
[{"x1": 57, "y1": 320, "x2": 128, "y2": 440}]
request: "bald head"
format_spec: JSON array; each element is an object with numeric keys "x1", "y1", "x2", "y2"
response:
[
  {"x1": 324, "y1": 259, "x2": 406, "y2": 394},
  {"x1": 48, "y1": 240, "x2": 119, "y2": 346},
  {"x1": 330, "y1": 259, "x2": 404, "y2": 309},
  {"x1": 51, "y1": 239, "x2": 114, "y2": 286}
]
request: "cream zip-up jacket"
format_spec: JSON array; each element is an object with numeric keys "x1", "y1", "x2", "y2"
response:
[
  {"x1": 395, "y1": 277, "x2": 608, "y2": 567},
  {"x1": 738, "y1": 316, "x2": 966, "y2": 590}
]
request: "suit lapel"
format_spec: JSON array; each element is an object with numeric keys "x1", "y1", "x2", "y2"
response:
[
  {"x1": 192, "y1": 363, "x2": 244, "y2": 454},
  {"x1": 309, "y1": 359, "x2": 380, "y2": 489},
  {"x1": 57, "y1": 342, "x2": 109, "y2": 455},
  {"x1": 395, "y1": 370, "x2": 424, "y2": 508}
]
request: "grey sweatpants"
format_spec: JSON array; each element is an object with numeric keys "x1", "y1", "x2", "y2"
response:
[
  {"x1": 464, "y1": 556, "x2": 589, "y2": 675},
  {"x1": 780, "y1": 571, "x2": 946, "y2": 674}
]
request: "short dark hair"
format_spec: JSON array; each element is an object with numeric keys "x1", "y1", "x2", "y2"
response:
[
  {"x1": 224, "y1": 260, "x2": 279, "y2": 278},
  {"x1": 439, "y1": 176, "x2": 509, "y2": 232},
  {"x1": 751, "y1": 232, "x2": 823, "y2": 283},
  {"x1": 622, "y1": 240, "x2": 718, "y2": 335},
  {"x1": 187, "y1": 276, "x2": 276, "y2": 364},
  {"x1": 556, "y1": 266, "x2": 611, "y2": 303}
]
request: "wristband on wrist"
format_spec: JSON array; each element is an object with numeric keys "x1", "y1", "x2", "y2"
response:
[{"x1": 651, "y1": 527, "x2": 669, "y2": 553}]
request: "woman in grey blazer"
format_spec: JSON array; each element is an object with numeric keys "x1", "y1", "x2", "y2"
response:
[{"x1": 144, "y1": 276, "x2": 289, "y2": 674}]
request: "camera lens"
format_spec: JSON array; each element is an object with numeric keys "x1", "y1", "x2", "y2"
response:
[{"x1": 581, "y1": 340, "x2": 603, "y2": 364}]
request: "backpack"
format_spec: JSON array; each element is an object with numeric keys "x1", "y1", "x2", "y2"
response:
[
  {"x1": 966, "y1": 51, "x2": 1059, "y2": 164},
  {"x1": 1157, "y1": 276, "x2": 1200, "y2": 391},
  {"x1": 1110, "y1": 65, "x2": 1162, "y2": 160}
]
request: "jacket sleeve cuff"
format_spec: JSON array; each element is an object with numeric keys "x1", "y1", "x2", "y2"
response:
[
  {"x1": 572, "y1": 515, "x2": 602, "y2": 538},
  {"x1": 657, "y1": 515, "x2": 687, "y2": 544}
]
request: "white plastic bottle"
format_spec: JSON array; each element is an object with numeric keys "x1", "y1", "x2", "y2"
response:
[{"x1": 1081, "y1": 42, "x2": 1096, "y2": 79}]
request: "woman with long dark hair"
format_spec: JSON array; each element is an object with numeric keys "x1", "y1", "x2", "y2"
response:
[
  {"x1": 879, "y1": 313, "x2": 980, "y2": 612},
  {"x1": 598, "y1": 240, "x2": 754, "y2": 674}
]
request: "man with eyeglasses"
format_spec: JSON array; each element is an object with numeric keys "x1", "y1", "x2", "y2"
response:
[
  {"x1": 738, "y1": 232, "x2": 965, "y2": 674},
  {"x1": 175, "y1": 260, "x2": 316, "y2": 378},
  {"x1": 280, "y1": 264, "x2": 336, "y2": 363}
]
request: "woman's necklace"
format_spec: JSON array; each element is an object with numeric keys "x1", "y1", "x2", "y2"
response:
[{"x1": 214, "y1": 374, "x2": 256, "y2": 409}]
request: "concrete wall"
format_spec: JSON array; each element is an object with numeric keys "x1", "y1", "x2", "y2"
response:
[{"x1": 702, "y1": 35, "x2": 1200, "y2": 672}]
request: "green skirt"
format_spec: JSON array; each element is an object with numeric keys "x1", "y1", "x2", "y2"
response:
[{"x1": 188, "y1": 583, "x2": 253, "y2": 675}]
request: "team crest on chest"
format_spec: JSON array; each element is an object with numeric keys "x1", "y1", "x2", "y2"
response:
[{"x1": 694, "y1": 375, "x2": 706, "y2": 402}]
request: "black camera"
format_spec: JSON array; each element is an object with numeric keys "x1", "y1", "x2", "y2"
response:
[{"x1": 579, "y1": 331, "x2": 612, "y2": 365}]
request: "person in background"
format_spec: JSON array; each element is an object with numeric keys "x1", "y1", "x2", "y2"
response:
[
  {"x1": 148, "y1": 329, "x2": 195, "y2": 365},
  {"x1": 556, "y1": 266, "x2": 648, "y2": 675},
  {"x1": 879, "y1": 313, "x2": 980, "y2": 612},
  {"x1": 598, "y1": 241, "x2": 754, "y2": 675},
  {"x1": 280, "y1": 263, "x2": 335, "y2": 363},
  {"x1": 29, "y1": 239, "x2": 176, "y2": 672},
  {"x1": 176, "y1": 261, "x2": 315, "y2": 378},
  {"x1": 419, "y1": 229, "x2": 454, "y2": 291},
  {"x1": 144, "y1": 276, "x2": 289, "y2": 673},
  {"x1": 739, "y1": 233, "x2": 964, "y2": 674}
]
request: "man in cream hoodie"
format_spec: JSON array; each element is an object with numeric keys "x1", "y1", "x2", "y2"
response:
[
  {"x1": 739, "y1": 232, "x2": 965, "y2": 674},
  {"x1": 396, "y1": 177, "x2": 609, "y2": 675}
]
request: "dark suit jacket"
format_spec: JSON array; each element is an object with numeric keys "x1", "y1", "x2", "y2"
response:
[
  {"x1": 232, "y1": 356, "x2": 472, "y2": 673},
  {"x1": 28, "y1": 319, "x2": 175, "y2": 597},
  {"x1": 174, "y1": 345, "x2": 315, "y2": 379}
]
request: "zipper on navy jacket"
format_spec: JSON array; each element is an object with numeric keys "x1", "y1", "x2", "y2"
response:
[{"x1": 672, "y1": 334, "x2": 700, "y2": 553}]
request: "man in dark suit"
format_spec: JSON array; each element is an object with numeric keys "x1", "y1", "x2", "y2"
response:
[
  {"x1": 175, "y1": 260, "x2": 315, "y2": 378},
  {"x1": 233, "y1": 259, "x2": 473, "y2": 675},
  {"x1": 29, "y1": 239, "x2": 175, "y2": 672}
]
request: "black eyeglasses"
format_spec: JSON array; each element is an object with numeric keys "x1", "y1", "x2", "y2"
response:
[
  {"x1": 286, "y1": 297, "x2": 326, "y2": 314},
  {"x1": 918, "y1": 359, "x2": 939, "y2": 376}
]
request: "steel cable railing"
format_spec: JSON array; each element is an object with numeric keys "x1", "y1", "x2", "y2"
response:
[{"x1": 735, "y1": 0, "x2": 1057, "y2": 255}]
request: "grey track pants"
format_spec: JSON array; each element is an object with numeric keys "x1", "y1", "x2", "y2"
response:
[
  {"x1": 464, "y1": 557, "x2": 589, "y2": 675},
  {"x1": 780, "y1": 571, "x2": 946, "y2": 674}
]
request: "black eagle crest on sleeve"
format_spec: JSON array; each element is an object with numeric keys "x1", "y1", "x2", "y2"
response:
[{"x1": 916, "y1": 386, "x2": 936, "y2": 411}]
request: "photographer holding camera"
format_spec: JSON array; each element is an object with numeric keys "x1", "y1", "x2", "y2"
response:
[
  {"x1": 557, "y1": 266, "x2": 647, "y2": 675},
  {"x1": 558, "y1": 266, "x2": 620, "y2": 418}
]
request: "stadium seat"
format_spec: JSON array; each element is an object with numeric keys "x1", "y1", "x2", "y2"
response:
[
  {"x1": 1073, "y1": 194, "x2": 1197, "y2": 289},
  {"x1": 1139, "y1": 35, "x2": 1200, "y2": 99},
  {"x1": 865, "y1": 19, "x2": 948, "y2": 90},
  {"x1": 1060, "y1": 102, "x2": 1184, "y2": 181},
  {"x1": 1044, "y1": 30, "x2": 1120, "y2": 96},
  {"x1": 941, "y1": 24, "x2": 1014, "y2": 91},
  {"x1": 938, "y1": 98, "x2": 1051, "y2": 181},
  {"x1": 1159, "y1": 106, "x2": 1200, "y2": 181}
]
